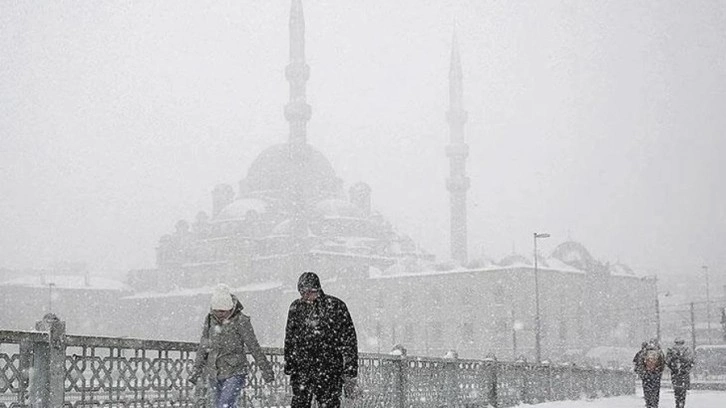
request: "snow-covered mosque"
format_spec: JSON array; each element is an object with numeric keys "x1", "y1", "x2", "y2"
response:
[
  {"x1": 119, "y1": 0, "x2": 655, "y2": 361},
  {"x1": 0, "y1": 1, "x2": 656, "y2": 364}
]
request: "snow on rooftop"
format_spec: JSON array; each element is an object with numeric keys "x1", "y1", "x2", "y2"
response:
[
  {"x1": 534, "y1": 257, "x2": 585, "y2": 274},
  {"x1": 372, "y1": 256, "x2": 587, "y2": 280},
  {"x1": 0, "y1": 275, "x2": 130, "y2": 291},
  {"x1": 124, "y1": 280, "x2": 283, "y2": 299}
]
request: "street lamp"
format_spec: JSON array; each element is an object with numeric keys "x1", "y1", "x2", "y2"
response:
[
  {"x1": 533, "y1": 232, "x2": 550, "y2": 363},
  {"x1": 703, "y1": 265, "x2": 711, "y2": 344}
]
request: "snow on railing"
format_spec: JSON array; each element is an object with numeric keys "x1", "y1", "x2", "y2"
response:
[{"x1": 0, "y1": 314, "x2": 635, "y2": 408}]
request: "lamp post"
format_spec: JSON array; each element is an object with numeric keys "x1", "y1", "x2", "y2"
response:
[
  {"x1": 703, "y1": 265, "x2": 711, "y2": 344},
  {"x1": 533, "y1": 232, "x2": 550, "y2": 363},
  {"x1": 654, "y1": 277, "x2": 661, "y2": 342},
  {"x1": 641, "y1": 274, "x2": 662, "y2": 342},
  {"x1": 47, "y1": 282, "x2": 56, "y2": 313}
]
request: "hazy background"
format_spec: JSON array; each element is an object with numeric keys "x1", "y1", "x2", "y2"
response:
[{"x1": 1, "y1": 1, "x2": 724, "y2": 286}]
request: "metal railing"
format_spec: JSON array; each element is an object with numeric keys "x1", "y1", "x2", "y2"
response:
[{"x1": 1, "y1": 315, "x2": 634, "y2": 408}]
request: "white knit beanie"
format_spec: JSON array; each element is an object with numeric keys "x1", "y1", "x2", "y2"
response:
[{"x1": 210, "y1": 284, "x2": 234, "y2": 310}]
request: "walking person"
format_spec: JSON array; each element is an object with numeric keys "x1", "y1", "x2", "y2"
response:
[
  {"x1": 189, "y1": 284, "x2": 275, "y2": 408},
  {"x1": 633, "y1": 339, "x2": 665, "y2": 408},
  {"x1": 633, "y1": 341, "x2": 648, "y2": 378},
  {"x1": 665, "y1": 339, "x2": 694, "y2": 408},
  {"x1": 284, "y1": 272, "x2": 358, "y2": 408}
]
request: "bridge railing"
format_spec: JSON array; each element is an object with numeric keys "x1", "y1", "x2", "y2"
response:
[{"x1": 1, "y1": 315, "x2": 634, "y2": 408}]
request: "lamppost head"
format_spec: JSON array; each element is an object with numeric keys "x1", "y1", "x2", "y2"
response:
[{"x1": 534, "y1": 233, "x2": 550, "y2": 239}]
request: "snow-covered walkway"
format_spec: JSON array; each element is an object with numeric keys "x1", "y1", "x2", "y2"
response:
[{"x1": 516, "y1": 389, "x2": 724, "y2": 407}]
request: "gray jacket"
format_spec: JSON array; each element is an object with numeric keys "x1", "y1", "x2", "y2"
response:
[{"x1": 192, "y1": 296, "x2": 273, "y2": 380}]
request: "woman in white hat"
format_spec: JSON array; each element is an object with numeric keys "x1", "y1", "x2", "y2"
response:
[{"x1": 190, "y1": 284, "x2": 274, "y2": 408}]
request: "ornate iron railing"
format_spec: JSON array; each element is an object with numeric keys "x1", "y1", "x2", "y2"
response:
[{"x1": 1, "y1": 316, "x2": 634, "y2": 408}]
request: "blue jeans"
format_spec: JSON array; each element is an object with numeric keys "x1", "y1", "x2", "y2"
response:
[{"x1": 209, "y1": 374, "x2": 246, "y2": 408}]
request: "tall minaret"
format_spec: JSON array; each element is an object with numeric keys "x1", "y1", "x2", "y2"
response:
[
  {"x1": 284, "y1": 0, "x2": 312, "y2": 146},
  {"x1": 446, "y1": 31, "x2": 470, "y2": 265}
]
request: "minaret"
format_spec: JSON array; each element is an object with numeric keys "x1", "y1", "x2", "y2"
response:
[
  {"x1": 446, "y1": 31, "x2": 470, "y2": 265},
  {"x1": 284, "y1": 0, "x2": 312, "y2": 146}
]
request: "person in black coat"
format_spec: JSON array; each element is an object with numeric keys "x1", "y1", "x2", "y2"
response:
[
  {"x1": 634, "y1": 339, "x2": 665, "y2": 408},
  {"x1": 666, "y1": 339, "x2": 694, "y2": 408},
  {"x1": 284, "y1": 272, "x2": 358, "y2": 408}
]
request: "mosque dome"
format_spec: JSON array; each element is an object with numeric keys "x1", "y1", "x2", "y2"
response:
[
  {"x1": 550, "y1": 241, "x2": 595, "y2": 269},
  {"x1": 245, "y1": 143, "x2": 340, "y2": 198},
  {"x1": 215, "y1": 198, "x2": 269, "y2": 221}
]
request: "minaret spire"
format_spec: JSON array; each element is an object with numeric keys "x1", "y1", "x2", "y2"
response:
[
  {"x1": 446, "y1": 30, "x2": 470, "y2": 265},
  {"x1": 285, "y1": 0, "x2": 311, "y2": 146}
]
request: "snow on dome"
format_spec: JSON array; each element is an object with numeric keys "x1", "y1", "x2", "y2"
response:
[
  {"x1": 271, "y1": 219, "x2": 293, "y2": 236},
  {"x1": 244, "y1": 143, "x2": 340, "y2": 196},
  {"x1": 609, "y1": 262, "x2": 636, "y2": 276},
  {"x1": 550, "y1": 241, "x2": 595, "y2": 269},
  {"x1": 543, "y1": 257, "x2": 586, "y2": 274},
  {"x1": 215, "y1": 198, "x2": 269, "y2": 221}
]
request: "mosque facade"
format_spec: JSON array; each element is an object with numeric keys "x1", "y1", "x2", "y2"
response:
[{"x1": 118, "y1": 0, "x2": 656, "y2": 363}]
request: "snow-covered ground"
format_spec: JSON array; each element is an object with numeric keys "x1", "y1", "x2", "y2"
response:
[{"x1": 517, "y1": 389, "x2": 725, "y2": 407}]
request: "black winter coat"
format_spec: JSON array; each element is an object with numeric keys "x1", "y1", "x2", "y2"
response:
[
  {"x1": 284, "y1": 291, "x2": 358, "y2": 379},
  {"x1": 666, "y1": 344, "x2": 694, "y2": 388}
]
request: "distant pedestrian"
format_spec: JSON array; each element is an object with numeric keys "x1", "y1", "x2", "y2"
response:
[
  {"x1": 190, "y1": 284, "x2": 274, "y2": 408},
  {"x1": 633, "y1": 341, "x2": 648, "y2": 378},
  {"x1": 666, "y1": 338, "x2": 694, "y2": 408},
  {"x1": 633, "y1": 339, "x2": 665, "y2": 408},
  {"x1": 284, "y1": 272, "x2": 358, "y2": 408}
]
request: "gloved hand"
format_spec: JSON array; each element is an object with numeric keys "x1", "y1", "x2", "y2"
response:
[
  {"x1": 188, "y1": 372, "x2": 200, "y2": 386},
  {"x1": 262, "y1": 368, "x2": 275, "y2": 384},
  {"x1": 343, "y1": 376, "x2": 358, "y2": 399}
]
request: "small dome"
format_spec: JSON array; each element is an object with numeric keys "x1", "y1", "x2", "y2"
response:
[
  {"x1": 215, "y1": 198, "x2": 269, "y2": 221},
  {"x1": 551, "y1": 241, "x2": 594, "y2": 269},
  {"x1": 271, "y1": 219, "x2": 297, "y2": 236},
  {"x1": 314, "y1": 199, "x2": 365, "y2": 219},
  {"x1": 610, "y1": 262, "x2": 635, "y2": 276},
  {"x1": 245, "y1": 143, "x2": 339, "y2": 198}
]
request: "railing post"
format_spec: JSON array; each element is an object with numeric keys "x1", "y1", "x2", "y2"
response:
[
  {"x1": 393, "y1": 355, "x2": 407, "y2": 408},
  {"x1": 542, "y1": 360, "x2": 552, "y2": 401},
  {"x1": 19, "y1": 338, "x2": 32, "y2": 405},
  {"x1": 443, "y1": 350, "x2": 458, "y2": 407},
  {"x1": 483, "y1": 354, "x2": 498, "y2": 408},
  {"x1": 32, "y1": 313, "x2": 66, "y2": 408}
]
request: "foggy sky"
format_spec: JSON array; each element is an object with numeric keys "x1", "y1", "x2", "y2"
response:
[{"x1": 1, "y1": 1, "x2": 724, "y2": 283}]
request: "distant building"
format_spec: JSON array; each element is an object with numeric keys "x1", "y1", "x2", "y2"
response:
[
  {"x1": 336, "y1": 240, "x2": 656, "y2": 361},
  {"x1": 0, "y1": 267, "x2": 131, "y2": 335}
]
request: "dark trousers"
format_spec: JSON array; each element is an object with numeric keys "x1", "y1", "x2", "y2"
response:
[
  {"x1": 291, "y1": 373, "x2": 343, "y2": 408},
  {"x1": 673, "y1": 386, "x2": 687, "y2": 408},
  {"x1": 641, "y1": 374, "x2": 662, "y2": 408},
  {"x1": 672, "y1": 374, "x2": 690, "y2": 408}
]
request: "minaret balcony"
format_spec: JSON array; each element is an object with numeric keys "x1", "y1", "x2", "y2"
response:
[
  {"x1": 285, "y1": 63, "x2": 311, "y2": 82},
  {"x1": 285, "y1": 101, "x2": 312, "y2": 122}
]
